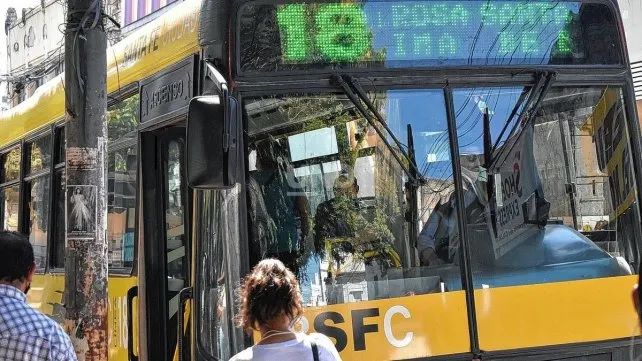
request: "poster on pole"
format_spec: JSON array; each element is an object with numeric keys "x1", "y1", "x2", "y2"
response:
[
  {"x1": 66, "y1": 147, "x2": 98, "y2": 171},
  {"x1": 66, "y1": 185, "x2": 97, "y2": 239}
]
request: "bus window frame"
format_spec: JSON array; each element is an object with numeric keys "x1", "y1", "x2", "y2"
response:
[
  {"x1": 231, "y1": 72, "x2": 642, "y2": 358},
  {"x1": 49, "y1": 122, "x2": 66, "y2": 272},
  {"x1": 0, "y1": 126, "x2": 53, "y2": 275},
  {"x1": 22, "y1": 129, "x2": 54, "y2": 272},
  {"x1": 231, "y1": 0, "x2": 628, "y2": 78},
  {"x1": 622, "y1": 79, "x2": 642, "y2": 269},
  {"x1": 0, "y1": 142, "x2": 23, "y2": 248}
]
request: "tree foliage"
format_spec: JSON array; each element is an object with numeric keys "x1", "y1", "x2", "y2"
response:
[{"x1": 107, "y1": 95, "x2": 139, "y2": 143}]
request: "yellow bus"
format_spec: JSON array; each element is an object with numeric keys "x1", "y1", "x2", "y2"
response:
[{"x1": 1, "y1": 0, "x2": 642, "y2": 360}]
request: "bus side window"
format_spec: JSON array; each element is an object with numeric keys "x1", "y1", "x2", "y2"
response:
[
  {"x1": 106, "y1": 94, "x2": 139, "y2": 270},
  {"x1": 0, "y1": 146, "x2": 21, "y2": 233},
  {"x1": 24, "y1": 134, "x2": 52, "y2": 270}
]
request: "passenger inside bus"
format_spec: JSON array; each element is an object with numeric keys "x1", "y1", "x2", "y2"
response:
[
  {"x1": 247, "y1": 139, "x2": 311, "y2": 274},
  {"x1": 314, "y1": 173, "x2": 399, "y2": 285},
  {"x1": 417, "y1": 154, "x2": 490, "y2": 267},
  {"x1": 314, "y1": 173, "x2": 363, "y2": 254}
]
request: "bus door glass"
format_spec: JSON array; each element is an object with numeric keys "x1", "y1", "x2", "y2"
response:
[
  {"x1": 164, "y1": 133, "x2": 190, "y2": 360},
  {"x1": 451, "y1": 86, "x2": 641, "y2": 352},
  {"x1": 241, "y1": 90, "x2": 471, "y2": 360},
  {"x1": 143, "y1": 127, "x2": 190, "y2": 361}
]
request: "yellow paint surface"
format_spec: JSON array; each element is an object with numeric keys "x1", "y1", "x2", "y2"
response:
[
  {"x1": 29, "y1": 274, "x2": 138, "y2": 361},
  {"x1": 476, "y1": 275, "x2": 640, "y2": 351},
  {"x1": 295, "y1": 276, "x2": 640, "y2": 359},
  {"x1": 30, "y1": 274, "x2": 642, "y2": 360},
  {"x1": 0, "y1": 0, "x2": 201, "y2": 148},
  {"x1": 297, "y1": 291, "x2": 470, "y2": 359}
]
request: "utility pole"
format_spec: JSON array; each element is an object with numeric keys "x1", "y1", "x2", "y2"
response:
[{"x1": 63, "y1": 0, "x2": 109, "y2": 360}]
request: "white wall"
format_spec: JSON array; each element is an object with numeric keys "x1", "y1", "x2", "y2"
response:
[
  {"x1": 6, "y1": 0, "x2": 65, "y2": 74},
  {"x1": 619, "y1": 0, "x2": 642, "y2": 99},
  {"x1": 620, "y1": 0, "x2": 642, "y2": 63},
  {"x1": 0, "y1": 0, "x2": 40, "y2": 110}
]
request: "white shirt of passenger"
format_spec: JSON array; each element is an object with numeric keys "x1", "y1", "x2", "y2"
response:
[{"x1": 229, "y1": 332, "x2": 342, "y2": 361}]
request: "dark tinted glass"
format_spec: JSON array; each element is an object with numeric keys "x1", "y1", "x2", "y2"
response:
[
  {"x1": 52, "y1": 170, "x2": 66, "y2": 268},
  {"x1": 55, "y1": 127, "x2": 65, "y2": 165}
]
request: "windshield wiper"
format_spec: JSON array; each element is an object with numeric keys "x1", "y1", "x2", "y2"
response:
[
  {"x1": 331, "y1": 74, "x2": 425, "y2": 185},
  {"x1": 490, "y1": 71, "x2": 556, "y2": 169}
]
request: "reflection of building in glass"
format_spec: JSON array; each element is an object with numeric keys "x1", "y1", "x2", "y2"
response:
[
  {"x1": 324, "y1": 255, "x2": 368, "y2": 304},
  {"x1": 532, "y1": 87, "x2": 640, "y2": 261},
  {"x1": 533, "y1": 88, "x2": 604, "y2": 227},
  {"x1": 301, "y1": 257, "x2": 328, "y2": 307},
  {"x1": 108, "y1": 148, "x2": 137, "y2": 268}
]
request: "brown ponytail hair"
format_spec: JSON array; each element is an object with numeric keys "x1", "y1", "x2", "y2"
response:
[{"x1": 235, "y1": 258, "x2": 304, "y2": 331}]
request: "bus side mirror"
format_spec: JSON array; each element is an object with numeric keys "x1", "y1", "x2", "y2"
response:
[{"x1": 186, "y1": 95, "x2": 238, "y2": 189}]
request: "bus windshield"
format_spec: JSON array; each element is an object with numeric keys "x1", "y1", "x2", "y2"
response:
[{"x1": 243, "y1": 85, "x2": 639, "y2": 306}]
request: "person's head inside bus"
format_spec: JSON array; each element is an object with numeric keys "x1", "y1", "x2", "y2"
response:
[
  {"x1": 230, "y1": 258, "x2": 342, "y2": 361},
  {"x1": 333, "y1": 173, "x2": 359, "y2": 199}
]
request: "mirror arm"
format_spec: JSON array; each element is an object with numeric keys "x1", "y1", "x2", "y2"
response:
[
  {"x1": 204, "y1": 61, "x2": 228, "y2": 97},
  {"x1": 204, "y1": 61, "x2": 233, "y2": 153}
]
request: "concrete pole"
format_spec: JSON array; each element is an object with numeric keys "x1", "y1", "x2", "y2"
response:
[{"x1": 63, "y1": 0, "x2": 109, "y2": 360}]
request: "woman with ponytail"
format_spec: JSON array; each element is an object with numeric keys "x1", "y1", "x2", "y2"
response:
[{"x1": 230, "y1": 258, "x2": 341, "y2": 361}]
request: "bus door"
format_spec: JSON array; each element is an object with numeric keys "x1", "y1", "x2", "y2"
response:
[{"x1": 141, "y1": 126, "x2": 191, "y2": 361}]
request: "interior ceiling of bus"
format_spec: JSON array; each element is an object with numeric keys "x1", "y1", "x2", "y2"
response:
[
  {"x1": 246, "y1": 96, "x2": 357, "y2": 137},
  {"x1": 246, "y1": 87, "x2": 608, "y2": 140}
]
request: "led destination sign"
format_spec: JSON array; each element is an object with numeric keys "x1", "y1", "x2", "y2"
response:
[{"x1": 238, "y1": 0, "x2": 621, "y2": 71}]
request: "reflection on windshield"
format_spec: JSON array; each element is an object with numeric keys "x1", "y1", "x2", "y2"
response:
[
  {"x1": 244, "y1": 86, "x2": 639, "y2": 306},
  {"x1": 450, "y1": 86, "x2": 638, "y2": 287},
  {"x1": 246, "y1": 90, "x2": 453, "y2": 305}
]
